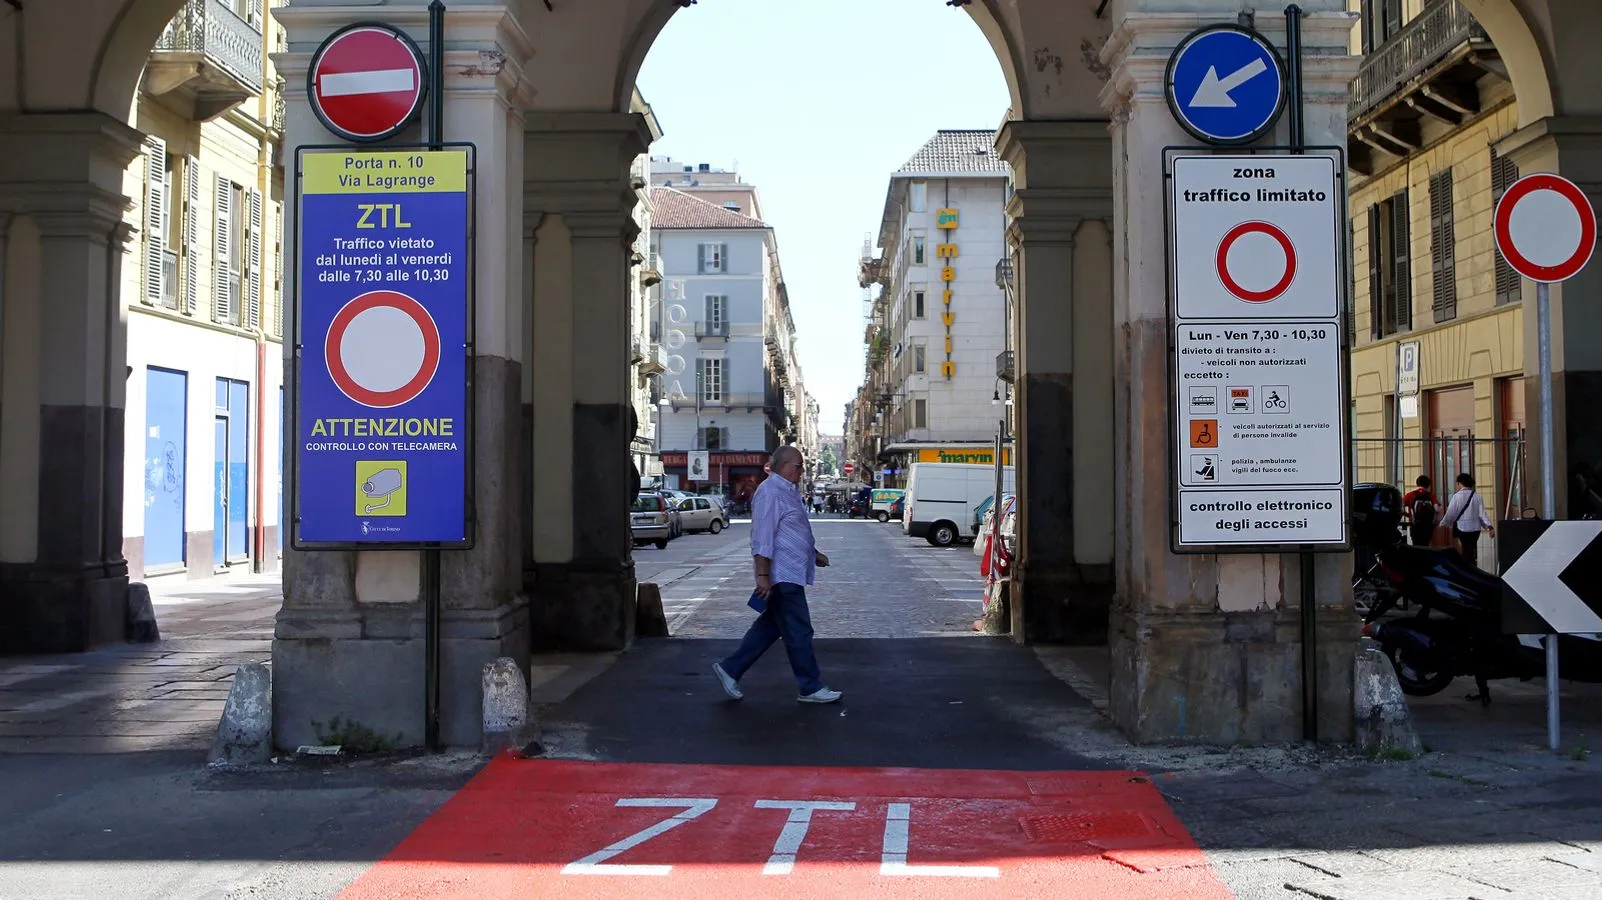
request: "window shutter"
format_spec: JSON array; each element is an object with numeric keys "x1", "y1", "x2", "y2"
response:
[
  {"x1": 249, "y1": 0, "x2": 263, "y2": 27},
  {"x1": 213, "y1": 174, "x2": 232, "y2": 323},
  {"x1": 719, "y1": 244, "x2": 729, "y2": 272},
  {"x1": 1347, "y1": 218, "x2": 1357, "y2": 347},
  {"x1": 1492, "y1": 151, "x2": 1522, "y2": 305},
  {"x1": 273, "y1": 201, "x2": 284, "y2": 335},
  {"x1": 695, "y1": 357, "x2": 705, "y2": 402},
  {"x1": 1429, "y1": 170, "x2": 1456, "y2": 323},
  {"x1": 1391, "y1": 190, "x2": 1411, "y2": 332},
  {"x1": 183, "y1": 156, "x2": 200, "y2": 314},
  {"x1": 1367, "y1": 205, "x2": 1383, "y2": 339},
  {"x1": 142, "y1": 135, "x2": 167, "y2": 306},
  {"x1": 247, "y1": 189, "x2": 263, "y2": 331},
  {"x1": 697, "y1": 244, "x2": 706, "y2": 274}
]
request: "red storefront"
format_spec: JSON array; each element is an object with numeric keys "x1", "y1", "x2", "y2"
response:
[{"x1": 660, "y1": 452, "x2": 770, "y2": 510}]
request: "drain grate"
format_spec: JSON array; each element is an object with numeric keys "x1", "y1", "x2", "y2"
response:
[{"x1": 1019, "y1": 812, "x2": 1154, "y2": 843}]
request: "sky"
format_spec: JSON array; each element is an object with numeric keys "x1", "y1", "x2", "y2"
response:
[{"x1": 637, "y1": 0, "x2": 1012, "y2": 436}]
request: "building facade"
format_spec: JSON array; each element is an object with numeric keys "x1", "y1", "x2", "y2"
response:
[
  {"x1": 649, "y1": 176, "x2": 811, "y2": 507},
  {"x1": 121, "y1": 0, "x2": 286, "y2": 581},
  {"x1": 855, "y1": 130, "x2": 1011, "y2": 487},
  {"x1": 1347, "y1": 0, "x2": 1529, "y2": 567},
  {"x1": 627, "y1": 94, "x2": 665, "y2": 485}
]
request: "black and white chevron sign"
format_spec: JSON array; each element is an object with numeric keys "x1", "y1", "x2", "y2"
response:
[{"x1": 1499, "y1": 519, "x2": 1602, "y2": 635}]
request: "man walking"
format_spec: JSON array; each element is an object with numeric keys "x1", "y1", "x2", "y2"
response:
[{"x1": 712, "y1": 446, "x2": 842, "y2": 704}]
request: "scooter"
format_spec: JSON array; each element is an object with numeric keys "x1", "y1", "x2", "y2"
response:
[{"x1": 1353, "y1": 482, "x2": 1602, "y2": 703}]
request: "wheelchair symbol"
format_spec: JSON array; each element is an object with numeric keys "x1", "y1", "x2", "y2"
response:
[{"x1": 1262, "y1": 386, "x2": 1290, "y2": 414}]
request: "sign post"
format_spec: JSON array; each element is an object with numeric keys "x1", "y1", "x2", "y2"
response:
[{"x1": 1493, "y1": 171, "x2": 1598, "y2": 750}]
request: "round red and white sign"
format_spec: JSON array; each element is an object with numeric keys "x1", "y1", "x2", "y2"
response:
[
  {"x1": 1215, "y1": 221, "x2": 1298, "y2": 303},
  {"x1": 308, "y1": 23, "x2": 427, "y2": 143},
  {"x1": 325, "y1": 290, "x2": 441, "y2": 409},
  {"x1": 1494, "y1": 173, "x2": 1597, "y2": 284}
]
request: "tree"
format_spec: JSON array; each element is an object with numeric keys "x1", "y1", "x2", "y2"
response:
[{"x1": 820, "y1": 445, "x2": 839, "y2": 475}]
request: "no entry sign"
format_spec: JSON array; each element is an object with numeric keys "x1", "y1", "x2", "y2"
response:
[
  {"x1": 1494, "y1": 172, "x2": 1597, "y2": 284},
  {"x1": 309, "y1": 23, "x2": 428, "y2": 143}
]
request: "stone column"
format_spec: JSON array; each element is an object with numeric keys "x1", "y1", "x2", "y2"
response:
[
  {"x1": 996, "y1": 122, "x2": 1116, "y2": 645},
  {"x1": 523, "y1": 113, "x2": 651, "y2": 650},
  {"x1": 270, "y1": 2, "x2": 533, "y2": 749},
  {"x1": 1099, "y1": 4, "x2": 1360, "y2": 743},
  {"x1": 0, "y1": 112, "x2": 142, "y2": 653},
  {"x1": 1496, "y1": 117, "x2": 1602, "y2": 519}
]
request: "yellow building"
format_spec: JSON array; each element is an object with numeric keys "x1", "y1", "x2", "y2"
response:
[
  {"x1": 119, "y1": 0, "x2": 287, "y2": 581},
  {"x1": 1348, "y1": 0, "x2": 1530, "y2": 546}
]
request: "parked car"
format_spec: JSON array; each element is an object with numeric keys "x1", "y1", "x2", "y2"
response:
[
  {"x1": 652, "y1": 490, "x2": 684, "y2": 537},
  {"x1": 871, "y1": 489, "x2": 905, "y2": 523},
  {"x1": 676, "y1": 495, "x2": 729, "y2": 534},
  {"x1": 631, "y1": 492, "x2": 675, "y2": 549}
]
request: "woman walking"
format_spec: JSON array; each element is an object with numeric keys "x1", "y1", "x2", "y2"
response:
[{"x1": 1440, "y1": 472, "x2": 1496, "y2": 568}]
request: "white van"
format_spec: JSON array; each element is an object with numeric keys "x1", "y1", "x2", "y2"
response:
[{"x1": 901, "y1": 462, "x2": 1016, "y2": 547}]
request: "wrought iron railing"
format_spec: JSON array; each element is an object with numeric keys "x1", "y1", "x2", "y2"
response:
[
  {"x1": 154, "y1": 0, "x2": 265, "y2": 94},
  {"x1": 996, "y1": 349, "x2": 1015, "y2": 383},
  {"x1": 1350, "y1": 0, "x2": 1486, "y2": 119}
]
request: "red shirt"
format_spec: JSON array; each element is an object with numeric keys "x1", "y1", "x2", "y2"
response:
[{"x1": 1402, "y1": 488, "x2": 1436, "y2": 519}]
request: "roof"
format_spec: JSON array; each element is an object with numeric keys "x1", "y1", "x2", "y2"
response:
[
  {"x1": 893, "y1": 129, "x2": 1007, "y2": 176},
  {"x1": 651, "y1": 187, "x2": 768, "y2": 229}
]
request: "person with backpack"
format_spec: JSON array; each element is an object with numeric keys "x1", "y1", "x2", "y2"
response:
[
  {"x1": 1402, "y1": 475, "x2": 1438, "y2": 546},
  {"x1": 1440, "y1": 472, "x2": 1496, "y2": 568}
]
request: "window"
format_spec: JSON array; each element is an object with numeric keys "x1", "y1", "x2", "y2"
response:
[
  {"x1": 698, "y1": 357, "x2": 724, "y2": 403},
  {"x1": 698, "y1": 242, "x2": 726, "y2": 274},
  {"x1": 1362, "y1": 0, "x2": 1404, "y2": 53},
  {"x1": 698, "y1": 426, "x2": 727, "y2": 450},
  {"x1": 912, "y1": 235, "x2": 926, "y2": 266},
  {"x1": 1492, "y1": 150, "x2": 1523, "y2": 306},
  {"x1": 142, "y1": 136, "x2": 170, "y2": 308},
  {"x1": 212, "y1": 175, "x2": 259, "y2": 329},
  {"x1": 1429, "y1": 168, "x2": 1457, "y2": 323},
  {"x1": 913, "y1": 398, "x2": 927, "y2": 429},
  {"x1": 703, "y1": 294, "x2": 727, "y2": 336},
  {"x1": 910, "y1": 181, "x2": 927, "y2": 213},
  {"x1": 1426, "y1": 385, "x2": 1475, "y2": 491},
  {"x1": 1368, "y1": 190, "x2": 1411, "y2": 339},
  {"x1": 913, "y1": 290, "x2": 926, "y2": 318},
  {"x1": 913, "y1": 345, "x2": 926, "y2": 374}
]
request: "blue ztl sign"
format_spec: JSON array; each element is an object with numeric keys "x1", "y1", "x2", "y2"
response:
[
  {"x1": 1166, "y1": 25, "x2": 1287, "y2": 145},
  {"x1": 293, "y1": 147, "x2": 473, "y2": 549}
]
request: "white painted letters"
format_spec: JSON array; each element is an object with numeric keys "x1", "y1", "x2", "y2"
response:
[
  {"x1": 880, "y1": 802, "x2": 1000, "y2": 878},
  {"x1": 755, "y1": 799, "x2": 857, "y2": 875},
  {"x1": 561, "y1": 797, "x2": 719, "y2": 876}
]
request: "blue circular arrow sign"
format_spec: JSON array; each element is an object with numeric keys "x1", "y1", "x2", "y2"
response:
[{"x1": 1165, "y1": 25, "x2": 1287, "y2": 145}]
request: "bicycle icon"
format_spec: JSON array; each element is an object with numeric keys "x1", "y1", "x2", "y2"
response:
[{"x1": 1261, "y1": 385, "x2": 1290, "y2": 414}]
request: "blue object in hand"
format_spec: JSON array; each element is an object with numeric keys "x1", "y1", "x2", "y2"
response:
[{"x1": 747, "y1": 590, "x2": 766, "y2": 614}]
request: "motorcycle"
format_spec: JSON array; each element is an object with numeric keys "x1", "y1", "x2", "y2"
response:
[{"x1": 1353, "y1": 482, "x2": 1602, "y2": 703}]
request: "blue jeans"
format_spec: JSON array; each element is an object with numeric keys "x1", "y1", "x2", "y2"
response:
[{"x1": 720, "y1": 582, "x2": 824, "y2": 695}]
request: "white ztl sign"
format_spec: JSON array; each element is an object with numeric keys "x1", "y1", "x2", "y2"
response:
[{"x1": 1167, "y1": 152, "x2": 1350, "y2": 551}]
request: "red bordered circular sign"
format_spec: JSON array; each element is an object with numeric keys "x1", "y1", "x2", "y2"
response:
[
  {"x1": 1215, "y1": 221, "x2": 1298, "y2": 304},
  {"x1": 1494, "y1": 172, "x2": 1598, "y2": 284},
  {"x1": 308, "y1": 22, "x2": 428, "y2": 143},
  {"x1": 325, "y1": 290, "x2": 441, "y2": 409}
]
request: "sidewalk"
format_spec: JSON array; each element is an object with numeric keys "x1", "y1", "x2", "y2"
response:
[{"x1": 0, "y1": 572, "x2": 278, "y2": 753}]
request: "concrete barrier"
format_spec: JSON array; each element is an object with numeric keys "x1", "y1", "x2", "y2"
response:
[
  {"x1": 636, "y1": 582, "x2": 669, "y2": 638},
  {"x1": 481, "y1": 656, "x2": 535, "y2": 756},
  {"x1": 126, "y1": 582, "x2": 159, "y2": 643},
  {"x1": 1354, "y1": 641, "x2": 1422, "y2": 756},
  {"x1": 208, "y1": 663, "x2": 272, "y2": 766}
]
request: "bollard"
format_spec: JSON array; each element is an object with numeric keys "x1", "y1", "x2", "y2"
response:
[
  {"x1": 208, "y1": 663, "x2": 272, "y2": 766},
  {"x1": 481, "y1": 656, "x2": 535, "y2": 756},
  {"x1": 1354, "y1": 642, "x2": 1422, "y2": 756},
  {"x1": 126, "y1": 582, "x2": 160, "y2": 643},
  {"x1": 636, "y1": 582, "x2": 669, "y2": 638}
]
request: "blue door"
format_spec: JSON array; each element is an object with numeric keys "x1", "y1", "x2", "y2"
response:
[
  {"x1": 142, "y1": 368, "x2": 187, "y2": 569},
  {"x1": 228, "y1": 379, "x2": 251, "y2": 563},
  {"x1": 214, "y1": 415, "x2": 228, "y2": 566}
]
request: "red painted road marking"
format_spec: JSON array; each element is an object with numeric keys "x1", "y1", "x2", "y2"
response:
[{"x1": 339, "y1": 759, "x2": 1234, "y2": 899}]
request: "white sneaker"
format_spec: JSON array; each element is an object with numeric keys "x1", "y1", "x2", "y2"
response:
[
  {"x1": 712, "y1": 663, "x2": 743, "y2": 700},
  {"x1": 798, "y1": 687, "x2": 842, "y2": 704}
]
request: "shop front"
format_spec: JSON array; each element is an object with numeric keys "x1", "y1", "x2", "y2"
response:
[{"x1": 660, "y1": 452, "x2": 771, "y2": 513}]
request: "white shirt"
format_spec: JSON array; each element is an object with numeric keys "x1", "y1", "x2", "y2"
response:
[
  {"x1": 750, "y1": 475, "x2": 816, "y2": 586},
  {"x1": 1441, "y1": 488, "x2": 1494, "y2": 534}
]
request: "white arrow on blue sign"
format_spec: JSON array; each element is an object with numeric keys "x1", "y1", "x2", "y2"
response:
[{"x1": 1165, "y1": 25, "x2": 1287, "y2": 145}]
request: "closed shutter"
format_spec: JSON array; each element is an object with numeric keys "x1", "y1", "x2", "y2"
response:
[
  {"x1": 1347, "y1": 218, "x2": 1357, "y2": 346},
  {"x1": 273, "y1": 201, "x2": 284, "y2": 335},
  {"x1": 1368, "y1": 205, "x2": 1383, "y2": 339},
  {"x1": 1391, "y1": 190, "x2": 1412, "y2": 333},
  {"x1": 1429, "y1": 169, "x2": 1457, "y2": 323},
  {"x1": 142, "y1": 135, "x2": 167, "y2": 306},
  {"x1": 247, "y1": 189, "x2": 263, "y2": 331},
  {"x1": 183, "y1": 157, "x2": 200, "y2": 314},
  {"x1": 697, "y1": 244, "x2": 706, "y2": 274},
  {"x1": 694, "y1": 357, "x2": 705, "y2": 404},
  {"x1": 249, "y1": 0, "x2": 262, "y2": 27},
  {"x1": 213, "y1": 174, "x2": 232, "y2": 323},
  {"x1": 1492, "y1": 151, "x2": 1522, "y2": 305},
  {"x1": 719, "y1": 243, "x2": 729, "y2": 273}
]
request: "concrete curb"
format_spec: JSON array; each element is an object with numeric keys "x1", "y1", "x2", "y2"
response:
[{"x1": 636, "y1": 583, "x2": 669, "y2": 638}]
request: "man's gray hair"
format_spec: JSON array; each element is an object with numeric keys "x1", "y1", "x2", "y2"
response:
[{"x1": 770, "y1": 445, "x2": 801, "y2": 467}]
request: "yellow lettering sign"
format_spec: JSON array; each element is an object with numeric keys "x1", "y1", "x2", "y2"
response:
[
  {"x1": 943, "y1": 290, "x2": 952, "y2": 305},
  {"x1": 945, "y1": 335, "x2": 953, "y2": 354},
  {"x1": 940, "y1": 360, "x2": 956, "y2": 377},
  {"x1": 935, "y1": 243, "x2": 958, "y2": 259},
  {"x1": 935, "y1": 208, "x2": 959, "y2": 229},
  {"x1": 942, "y1": 311, "x2": 955, "y2": 326},
  {"x1": 940, "y1": 266, "x2": 956, "y2": 282},
  {"x1": 356, "y1": 203, "x2": 412, "y2": 229}
]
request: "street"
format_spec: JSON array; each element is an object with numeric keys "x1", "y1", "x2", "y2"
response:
[{"x1": 2, "y1": 520, "x2": 1602, "y2": 898}]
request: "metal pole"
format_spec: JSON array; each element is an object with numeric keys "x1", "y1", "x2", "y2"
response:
[
  {"x1": 1538, "y1": 279, "x2": 1560, "y2": 750},
  {"x1": 422, "y1": 0, "x2": 447, "y2": 754},
  {"x1": 1285, "y1": 3, "x2": 1318, "y2": 743}
]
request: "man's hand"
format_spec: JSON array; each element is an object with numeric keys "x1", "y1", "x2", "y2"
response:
[
  {"x1": 754, "y1": 573, "x2": 773, "y2": 598},
  {"x1": 815, "y1": 550, "x2": 830, "y2": 568}
]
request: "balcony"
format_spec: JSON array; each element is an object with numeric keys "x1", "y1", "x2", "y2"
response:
[
  {"x1": 996, "y1": 349, "x2": 1015, "y2": 383},
  {"x1": 632, "y1": 338, "x2": 666, "y2": 375},
  {"x1": 1348, "y1": 1, "x2": 1502, "y2": 175},
  {"x1": 696, "y1": 321, "x2": 730, "y2": 340},
  {"x1": 858, "y1": 256, "x2": 886, "y2": 289},
  {"x1": 147, "y1": 0, "x2": 265, "y2": 121}
]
